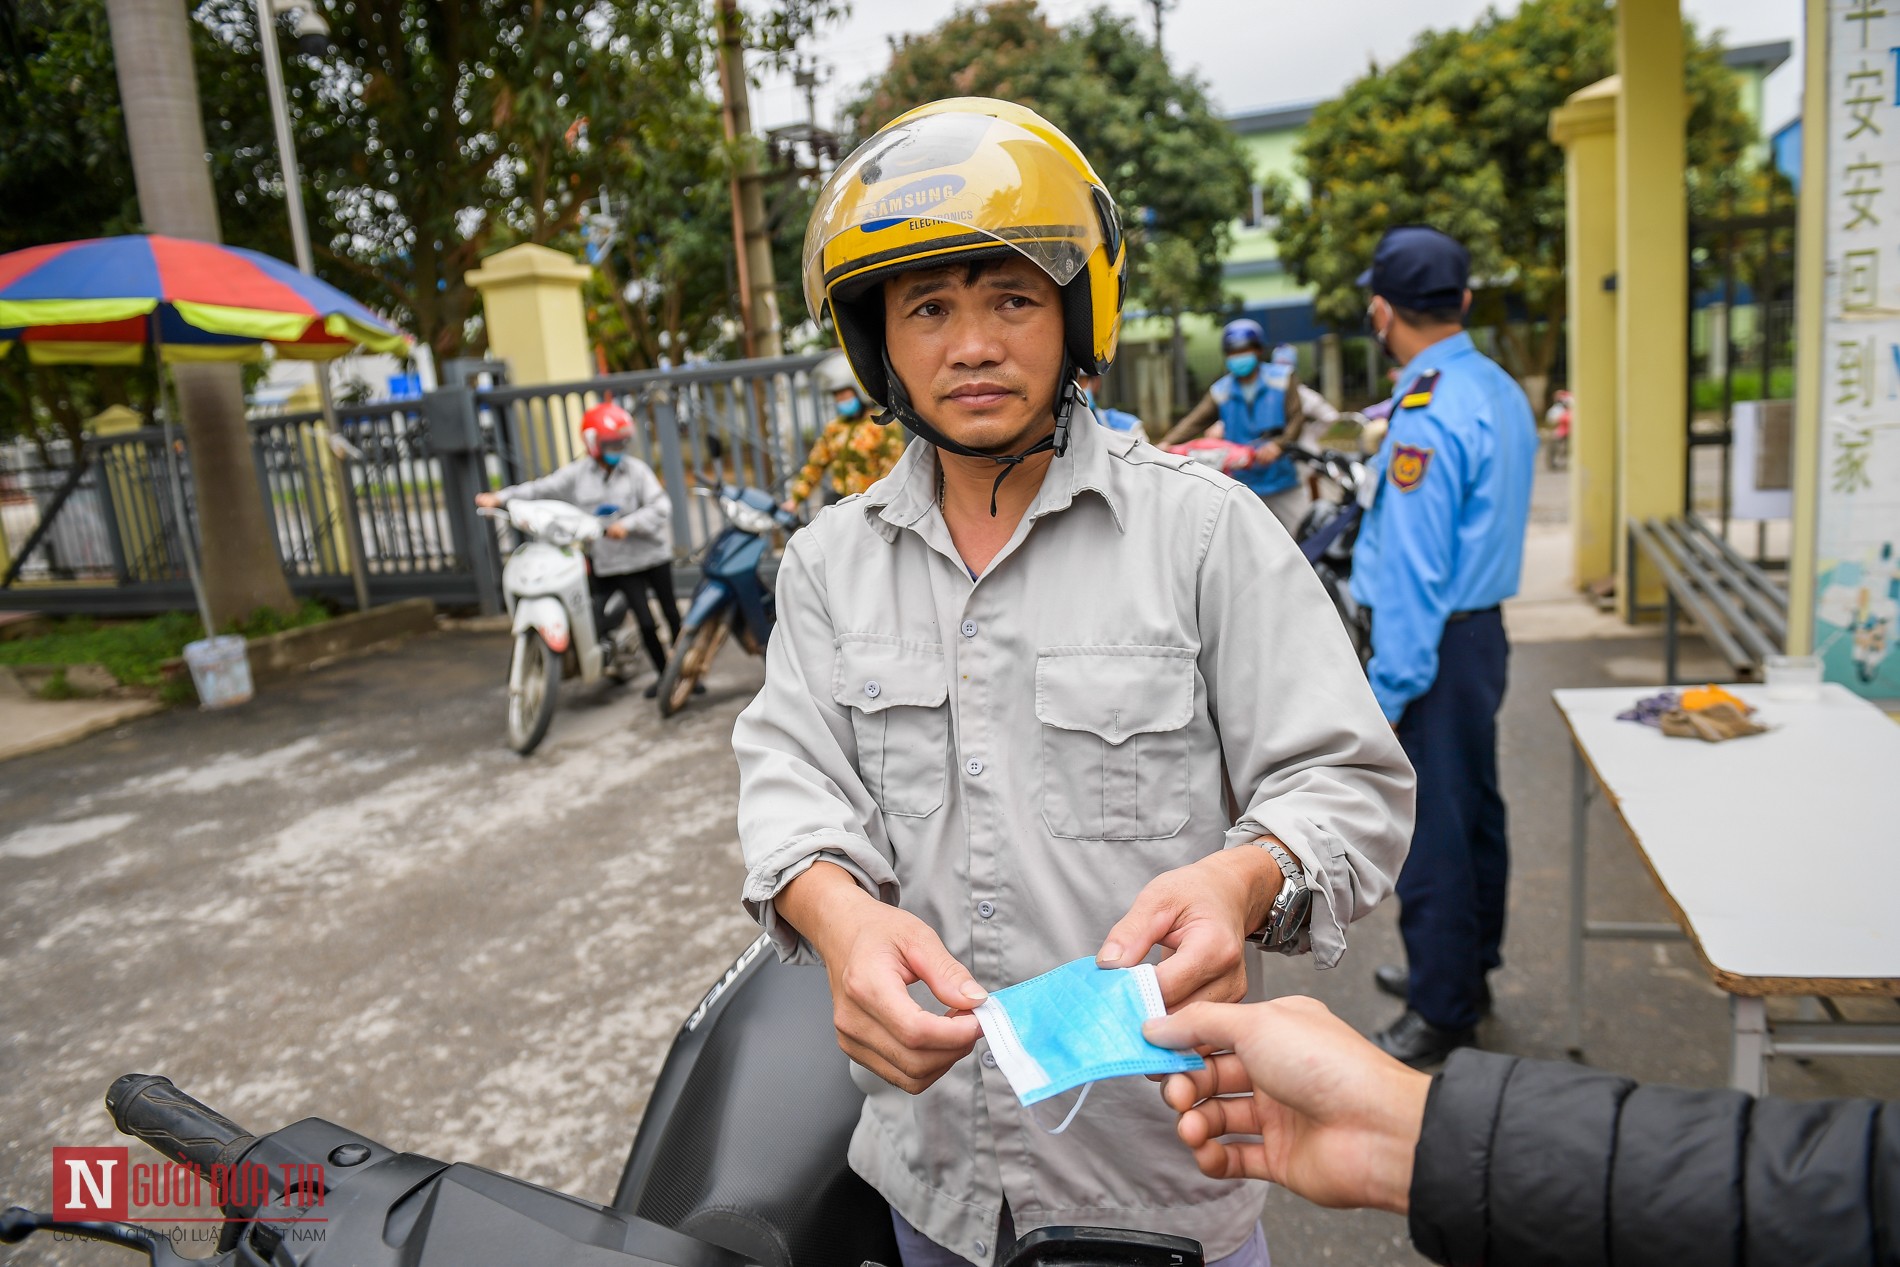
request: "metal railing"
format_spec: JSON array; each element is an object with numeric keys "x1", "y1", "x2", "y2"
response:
[
  {"x1": 1686, "y1": 207, "x2": 1799, "y2": 537},
  {"x1": 475, "y1": 352, "x2": 832, "y2": 559},
  {"x1": 0, "y1": 352, "x2": 831, "y2": 614}
]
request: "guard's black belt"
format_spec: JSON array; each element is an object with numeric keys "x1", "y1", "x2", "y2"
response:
[{"x1": 1445, "y1": 605, "x2": 1501, "y2": 623}]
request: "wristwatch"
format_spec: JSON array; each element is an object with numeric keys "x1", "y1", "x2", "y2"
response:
[{"x1": 1245, "y1": 840, "x2": 1312, "y2": 954}]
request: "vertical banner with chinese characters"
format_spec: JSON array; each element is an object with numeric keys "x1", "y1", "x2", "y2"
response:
[{"x1": 1817, "y1": 0, "x2": 1900, "y2": 698}]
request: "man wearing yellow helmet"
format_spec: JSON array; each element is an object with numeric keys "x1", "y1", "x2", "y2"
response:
[{"x1": 734, "y1": 98, "x2": 1414, "y2": 1267}]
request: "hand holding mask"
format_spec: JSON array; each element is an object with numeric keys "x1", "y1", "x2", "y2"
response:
[{"x1": 974, "y1": 957, "x2": 1205, "y2": 1133}]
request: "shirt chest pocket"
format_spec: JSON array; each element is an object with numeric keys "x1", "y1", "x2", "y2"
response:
[
  {"x1": 832, "y1": 636, "x2": 950, "y2": 819},
  {"x1": 1035, "y1": 647, "x2": 1195, "y2": 841}
]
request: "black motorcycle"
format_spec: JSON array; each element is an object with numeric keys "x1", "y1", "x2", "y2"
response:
[
  {"x1": 1291, "y1": 440, "x2": 1373, "y2": 665},
  {"x1": 4, "y1": 942, "x2": 1205, "y2": 1267}
]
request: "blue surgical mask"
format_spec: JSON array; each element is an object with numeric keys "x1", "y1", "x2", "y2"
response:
[
  {"x1": 836, "y1": 395, "x2": 864, "y2": 420},
  {"x1": 1226, "y1": 352, "x2": 1259, "y2": 379},
  {"x1": 974, "y1": 958, "x2": 1203, "y2": 1133},
  {"x1": 599, "y1": 451, "x2": 621, "y2": 467}
]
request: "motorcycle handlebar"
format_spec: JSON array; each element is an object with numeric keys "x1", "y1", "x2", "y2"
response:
[{"x1": 105, "y1": 1075, "x2": 257, "y2": 1175}]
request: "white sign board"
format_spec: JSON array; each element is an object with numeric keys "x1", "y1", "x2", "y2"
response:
[{"x1": 1816, "y1": 0, "x2": 1900, "y2": 699}]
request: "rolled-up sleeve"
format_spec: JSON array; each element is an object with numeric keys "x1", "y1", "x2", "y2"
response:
[
  {"x1": 495, "y1": 461, "x2": 580, "y2": 505},
  {"x1": 1197, "y1": 485, "x2": 1416, "y2": 968},
  {"x1": 733, "y1": 530, "x2": 898, "y2": 962}
]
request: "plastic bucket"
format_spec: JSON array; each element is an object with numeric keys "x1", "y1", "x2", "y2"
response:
[{"x1": 183, "y1": 635, "x2": 253, "y2": 709}]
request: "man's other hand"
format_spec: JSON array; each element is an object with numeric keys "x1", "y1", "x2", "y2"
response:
[
  {"x1": 1144, "y1": 996, "x2": 1429, "y2": 1214},
  {"x1": 475, "y1": 491, "x2": 502, "y2": 508},
  {"x1": 779, "y1": 861, "x2": 985, "y2": 1093},
  {"x1": 1096, "y1": 847, "x2": 1283, "y2": 1006},
  {"x1": 604, "y1": 521, "x2": 630, "y2": 539}
]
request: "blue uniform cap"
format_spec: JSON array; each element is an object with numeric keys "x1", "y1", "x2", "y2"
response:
[{"x1": 1356, "y1": 226, "x2": 1470, "y2": 311}]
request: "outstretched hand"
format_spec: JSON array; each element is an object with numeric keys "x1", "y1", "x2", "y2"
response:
[
  {"x1": 1143, "y1": 996, "x2": 1429, "y2": 1214},
  {"x1": 1096, "y1": 848, "x2": 1283, "y2": 1007}
]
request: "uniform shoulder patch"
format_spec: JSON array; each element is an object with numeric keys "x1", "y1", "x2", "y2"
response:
[
  {"x1": 1398, "y1": 369, "x2": 1440, "y2": 410},
  {"x1": 1389, "y1": 444, "x2": 1434, "y2": 492}
]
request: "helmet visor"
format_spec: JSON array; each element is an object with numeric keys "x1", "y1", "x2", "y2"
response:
[{"x1": 802, "y1": 110, "x2": 1107, "y2": 323}]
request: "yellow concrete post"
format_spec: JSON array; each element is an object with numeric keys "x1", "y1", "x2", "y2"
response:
[
  {"x1": 1551, "y1": 77, "x2": 1621, "y2": 592},
  {"x1": 467, "y1": 244, "x2": 597, "y2": 462},
  {"x1": 1786, "y1": 0, "x2": 1829, "y2": 656},
  {"x1": 1614, "y1": 0, "x2": 1690, "y2": 617}
]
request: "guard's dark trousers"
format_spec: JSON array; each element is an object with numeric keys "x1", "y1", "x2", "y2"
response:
[{"x1": 1394, "y1": 607, "x2": 1509, "y2": 1031}]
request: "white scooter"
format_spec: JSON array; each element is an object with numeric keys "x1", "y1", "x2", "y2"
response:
[{"x1": 484, "y1": 499, "x2": 636, "y2": 755}]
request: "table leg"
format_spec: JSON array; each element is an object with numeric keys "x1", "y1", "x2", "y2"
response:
[
  {"x1": 1567, "y1": 745, "x2": 1588, "y2": 1058},
  {"x1": 1730, "y1": 996, "x2": 1768, "y2": 1095},
  {"x1": 1664, "y1": 591, "x2": 1680, "y2": 686}
]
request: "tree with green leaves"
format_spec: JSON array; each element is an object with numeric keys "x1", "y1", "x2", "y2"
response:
[
  {"x1": 844, "y1": 1, "x2": 1249, "y2": 322},
  {"x1": 0, "y1": 0, "x2": 279, "y2": 455},
  {"x1": 187, "y1": 0, "x2": 728, "y2": 363},
  {"x1": 1263, "y1": 0, "x2": 1765, "y2": 407}
]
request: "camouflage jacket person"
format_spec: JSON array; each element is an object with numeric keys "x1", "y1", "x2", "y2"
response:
[{"x1": 787, "y1": 416, "x2": 908, "y2": 504}]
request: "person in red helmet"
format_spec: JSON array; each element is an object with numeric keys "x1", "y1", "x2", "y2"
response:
[{"x1": 477, "y1": 400, "x2": 681, "y2": 694}]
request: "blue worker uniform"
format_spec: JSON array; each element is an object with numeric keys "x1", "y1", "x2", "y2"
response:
[
  {"x1": 1350, "y1": 330, "x2": 1537, "y2": 1031},
  {"x1": 1208, "y1": 363, "x2": 1297, "y2": 496},
  {"x1": 1091, "y1": 404, "x2": 1145, "y2": 436}
]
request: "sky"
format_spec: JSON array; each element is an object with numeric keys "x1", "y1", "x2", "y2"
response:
[{"x1": 748, "y1": 0, "x2": 1804, "y2": 139}]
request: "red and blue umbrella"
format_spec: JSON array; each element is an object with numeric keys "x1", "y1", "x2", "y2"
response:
[{"x1": 0, "y1": 233, "x2": 407, "y2": 365}]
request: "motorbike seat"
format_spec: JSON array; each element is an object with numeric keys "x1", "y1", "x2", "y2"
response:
[{"x1": 614, "y1": 939, "x2": 898, "y2": 1267}]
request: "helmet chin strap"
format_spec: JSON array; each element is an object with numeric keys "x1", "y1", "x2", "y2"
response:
[{"x1": 880, "y1": 350, "x2": 1077, "y2": 517}]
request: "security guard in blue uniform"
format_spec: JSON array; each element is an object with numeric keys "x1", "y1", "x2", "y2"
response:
[
  {"x1": 1075, "y1": 370, "x2": 1147, "y2": 437},
  {"x1": 1350, "y1": 226, "x2": 1538, "y2": 1066},
  {"x1": 1161, "y1": 318, "x2": 1309, "y2": 532}
]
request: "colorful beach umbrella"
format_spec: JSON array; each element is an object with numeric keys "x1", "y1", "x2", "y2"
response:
[{"x1": 0, "y1": 233, "x2": 407, "y2": 365}]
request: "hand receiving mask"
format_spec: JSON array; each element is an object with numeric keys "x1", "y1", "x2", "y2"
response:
[{"x1": 973, "y1": 957, "x2": 1204, "y2": 1133}]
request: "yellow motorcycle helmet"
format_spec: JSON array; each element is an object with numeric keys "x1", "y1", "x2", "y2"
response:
[{"x1": 802, "y1": 98, "x2": 1126, "y2": 451}]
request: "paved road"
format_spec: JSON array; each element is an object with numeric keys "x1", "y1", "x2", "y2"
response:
[
  {"x1": 3, "y1": 614, "x2": 1896, "y2": 1265},
  {"x1": 0, "y1": 631, "x2": 764, "y2": 1264}
]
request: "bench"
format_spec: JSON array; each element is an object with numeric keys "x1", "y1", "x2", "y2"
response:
[{"x1": 1627, "y1": 514, "x2": 1788, "y2": 684}]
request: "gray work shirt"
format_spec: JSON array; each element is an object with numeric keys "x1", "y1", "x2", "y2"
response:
[
  {"x1": 496, "y1": 456, "x2": 672, "y2": 575},
  {"x1": 733, "y1": 416, "x2": 1415, "y2": 1262}
]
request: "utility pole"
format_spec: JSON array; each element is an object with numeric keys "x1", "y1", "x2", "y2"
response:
[
  {"x1": 715, "y1": 0, "x2": 782, "y2": 359},
  {"x1": 255, "y1": 0, "x2": 372, "y2": 612},
  {"x1": 1148, "y1": 0, "x2": 1174, "y2": 50}
]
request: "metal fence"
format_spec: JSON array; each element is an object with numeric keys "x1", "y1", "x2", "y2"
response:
[
  {"x1": 0, "y1": 352, "x2": 831, "y2": 615},
  {"x1": 1686, "y1": 208, "x2": 1799, "y2": 538},
  {"x1": 478, "y1": 351, "x2": 833, "y2": 556}
]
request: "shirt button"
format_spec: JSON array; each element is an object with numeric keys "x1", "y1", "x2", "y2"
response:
[
  {"x1": 977, "y1": 900, "x2": 996, "y2": 920},
  {"x1": 864, "y1": 680, "x2": 880, "y2": 699},
  {"x1": 982, "y1": 1050, "x2": 997, "y2": 1068},
  {"x1": 961, "y1": 619, "x2": 978, "y2": 638},
  {"x1": 974, "y1": 1241, "x2": 987, "y2": 1258},
  {"x1": 965, "y1": 757, "x2": 984, "y2": 776}
]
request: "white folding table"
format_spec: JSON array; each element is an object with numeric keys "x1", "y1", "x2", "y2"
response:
[{"x1": 1556, "y1": 684, "x2": 1900, "y2": 1094}]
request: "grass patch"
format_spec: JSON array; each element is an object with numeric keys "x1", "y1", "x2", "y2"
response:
[
  {"x1": 0, "y1": 600, "x2": 333, "y2": 689},
  {"x1": 1692, "y1": 367, "x2": 1795, "y2": 412}
]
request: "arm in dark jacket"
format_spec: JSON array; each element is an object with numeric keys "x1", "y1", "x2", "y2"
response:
[{"x1": 1409, "y1": 1049, "x2": 1900, "y2": 1267}]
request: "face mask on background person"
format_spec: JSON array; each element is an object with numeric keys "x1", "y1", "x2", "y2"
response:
[
  {"x1": 836, "y1": 395, "x2": 864, "y2": 420},
  {"x1": 1226, "y1": 351, "x2": 1260, "y2": 379},
  {"x1": 973, "y1": 957, "x2": 1204, "y2": 1134},
  {"x1": 1368, "y1": 304, "x2": 1392, "y2": 361}
]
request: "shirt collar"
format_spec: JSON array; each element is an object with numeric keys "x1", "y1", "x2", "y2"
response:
[
  {"x1": 862, "y1": 413, "x2": 1130, "y2": 542},
  {"x1": 1399, "y1": 329, "x2": 1475, "y2": 381}
]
